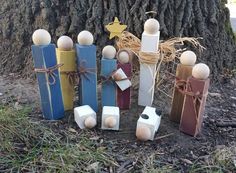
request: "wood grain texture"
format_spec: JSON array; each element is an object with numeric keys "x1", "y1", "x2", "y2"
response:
[
  {"x1": 101, "y1": 58, "x2": 117, "y2": 107},
  {"x1": 180, "y1": 77, "x2": 210, "y2": 137},
  {"x1": 76, "y1": 44, "x2": 98, "y2": 112},
  {"x1": 117, "y1": 62, "x2": 132, "y2": 110},
  {"x1": 31, "y1": 44, "x2": 64, "y2": 120},
  {"x1": 170, "y1": 64, "x2": 193, "y2": 123},
  {"x1": 56, "y1": 49, "x2": 76, "y2": 111}
]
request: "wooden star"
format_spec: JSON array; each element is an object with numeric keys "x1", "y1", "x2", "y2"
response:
[{"x1": 105, "y1": 17, "x2": 127, "y2": 39}]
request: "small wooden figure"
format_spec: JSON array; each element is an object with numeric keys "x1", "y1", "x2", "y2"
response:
[
  {"x1": 117, "y1": 49, "x2": 132, "y2": 109},
  {"x1": 138, "y1": 18, "x2": 160, "y2": 106},
  {"x1": 31, "y1": 29, "x2": 64, "y2": 120},
  {"x1": 170, "y1": 51, "x2": 197, "y2": 123},
  {"x1": 180, "y1": 63, "x2": 210, "y2": 137},
  {"x1": 136, "y1": 106, "x2": 162, "y2": 141},
  {"x1": 101, "y1": 45, "x2": 117, "y2": 107},
  {"x1": 56, "y1": 36, "x2": 76, "y2": 111},
  {"x1": 74, "y1": 105, "x2": 97, "y2": 129},
  {"x1": 101, "y1": 106, "x2": 120, "y2": 131},
  {"x1": 76, "y1": 31, "x2": 98, "y2": 112}
]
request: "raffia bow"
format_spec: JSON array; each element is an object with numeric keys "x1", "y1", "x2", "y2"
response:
[
  {"x1": 34, "y1": 64, "x2": 63, "y2": 85},
  {"x1": 77, "y1": 60, "x2": 96, "y2": 82},
  {"x1": 61, "y1": 71, "x2": 79, "y2": 85}
]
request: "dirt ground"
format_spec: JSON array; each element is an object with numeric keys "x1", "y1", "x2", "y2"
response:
[{"x1": 0, "y1": 73, "x2": 235, "y2": 172}]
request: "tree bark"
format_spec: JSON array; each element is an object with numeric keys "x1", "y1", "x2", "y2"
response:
[{"x1": 0, "y1": 0, "x2": 235, "y2": 78}]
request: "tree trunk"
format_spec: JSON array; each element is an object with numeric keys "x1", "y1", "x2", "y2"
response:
[{"x1": 0, "y1": 0, "x2": 235, "y2": 78}]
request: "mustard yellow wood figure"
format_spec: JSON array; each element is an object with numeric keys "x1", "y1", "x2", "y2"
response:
[
  {"x1": 56, "y1": 36, "x2": 76, "y2": 110},
  {"x1": 105, "y1": 17, "x2": 127, "y2": 39}
]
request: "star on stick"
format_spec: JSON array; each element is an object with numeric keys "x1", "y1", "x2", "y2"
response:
[{"x1": 105, "y1": 17, "x2": 127, "y2": 39}]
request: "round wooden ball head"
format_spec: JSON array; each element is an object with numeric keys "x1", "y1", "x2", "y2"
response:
[
  {"x1": 84, "y1": 116, "x2": 96, "y2": 129},
  {"x1": 102, "y1": 45, "x2": 116, "y2": 59},
  {"x1": 136, "y1": 125, "x2": 151, "y2": 141},
  {"x1": 144, "y1": 18, "x2": 160, "y2": 34},
  {"x1": 192, "y1": 63, "x2": 210, "y2": 80},
  {"x1": 180, "y1": 50, "x2": 197, "y2": 66},
  {"x1": 32, "y1": 29, "x2": 51, "y2": 45},
  {"x1": 77, "y1": 30, "x2": 94, "y2": 45},
  {"x1": 118, "y1": 51, "x2": 129, "y2": 64},
  {"x1": 57, "y1": 36, "x2": 73, "y2": 51},
  {"x1": 104, "y1": 116, "x2": 116, "y2": 128}
]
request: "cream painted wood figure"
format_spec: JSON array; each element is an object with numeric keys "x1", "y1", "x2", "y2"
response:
[
  {"x1": 136, "y1": 106, "x2": 162, "y2": 141},
  {"x1": 112, "y1": 68, "x2": 131, "y2": 91},
  {"x1": 101, "y1": 106, "x2": 120, "y2": 131},
  {"x1": 138, "y1": 18, "x2": 160, "y2": 106},
  {"x1": 74, "y1": 105, "x2": 97, "y2": 129}
]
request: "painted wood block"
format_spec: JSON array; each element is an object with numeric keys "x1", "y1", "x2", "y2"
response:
[
  {"x1": 31, "y1": 44, "x2": 64, "y2": 120},
  {"x1": 76, "y1": 44, "x2": 98, "y2": 112},
  {"x1": 170, "y1": 64, "x2": 193, "y2": 123},
  {"x1": 56, "y1": 49, "x2": 76, "y2": 111},
  {"x1": 74, "y1": 105, "x2": 97, "y2": 129},
  {"x1": 136, "y1": 106, "x2": 162, "y2": 141},
  {"x1": 112, "y1": 68, "x2": 131, "y2": 91},
  {"x1": 101, "y1": 106, "x2": 120, "y2": 131},
  {"x1": 117, "y1": 63, "x2": 132, "y2": 109},
  {"x1": 141, "y1": 31, "x2": 160, "y2": 52},
  {"x1": 180, "y1": 77, "x2": 210, "y2": 137},
  {"x1": 101, "y1": 58, "x2": 117, "y2": 107},
  {"x1": 138, "y1": 63, "x2": 156, "y2": 106}
]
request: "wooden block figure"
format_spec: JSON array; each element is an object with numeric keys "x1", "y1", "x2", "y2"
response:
[
  {"x1": 31, "y1": 29, "x2": 64, "y2": 120},
  {"x1": 138, "y1": 18, "x2": 160, "y2": 106},
  {"x1": 56, "y1": 36, "x2": 76, "y2": 111},
  {"x1": 101, "y1": 106, "x2": 120, "y2": 131},
  {"x1": 101, "y1": 45, "x2": 117, "y2": 107},
  {"x1": 136, "y1": 106, "x2": 162, "y2": 141},
  {"x1": 76, "y1": 31, "x2": 98, "y2": 112},
  {"x1": 117, "y1": 49, "x2": 133, "y2": 109},
  {"x1": 180, "y1": 63, "x2": 210, "y2": 137},
  {"x1": 74, "y1": 105, "x2": 97, "y2": 129},
  {"x1": 170, "y1": 51, "x2": 197, "y2": 123}
]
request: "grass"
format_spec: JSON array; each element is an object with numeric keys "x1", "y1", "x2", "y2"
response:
[
  {"x1": 0, "y1": 106, "x2": 116, "y2": 172},
  {"x1": 0, "y1": 105, "x2": 235, "y2": 172}
]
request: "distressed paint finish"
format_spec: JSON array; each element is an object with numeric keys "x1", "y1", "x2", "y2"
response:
[
  {"x1": 56, "y1": 49, "x2": 76, "y2": 110},
  {"x1": 117, "y1": 62, "x2": 132, "y2": 109},
  {"x1": 31, "y1": 44, "x2": 64, "y2": 120},
  {"x1": 170, "y1": 64, "x2": 193, "y2": 123},
  {"x1": 180, "y1": 77, "x2": 210, "y2": 137},
  {"x1": 101, "y1": 58, "x2": 117, "y2": 107},
  {"x1": 76, "y1": 44, "x2": 98, "y2": 112}
]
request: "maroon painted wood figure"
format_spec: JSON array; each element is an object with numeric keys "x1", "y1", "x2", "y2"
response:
[
  {"x1": 116, "y1": 49, "x2": 133, "y2": 109},
  {"x1": 180, "y1": 63, "x2": 210, "y2": 137}
]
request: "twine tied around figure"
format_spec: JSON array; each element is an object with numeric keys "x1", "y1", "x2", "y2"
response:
[
  {"x1": 77, "y1": 60, "x2": 96, "y2": 83},
  {"x1": 34, "y1": 64, "x2": 63, "y2": 85},
  {"x1": 175, "y1": 78, "x2": 208, "y2": 124},
  {"x1": 60, "y1": 71, "x2": 79, "y2": 85}
]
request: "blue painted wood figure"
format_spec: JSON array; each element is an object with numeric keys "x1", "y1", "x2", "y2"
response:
[
  {"x1": 76, "y1": 31, "x2": 98, "y2": 112},
  {"x1": 101, "y1": 45, "x2": 117, "y2": 107},
  {"x1": 31, "y1": 44, "x2": 65, "y2": 120}
]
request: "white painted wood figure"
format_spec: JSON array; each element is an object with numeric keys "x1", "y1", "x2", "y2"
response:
[
  {"x1": 136, "y1": 106, "x2": 161, "y2": 141},
  {"x1": 112, "y1": 68, "x2": 131, "y2": 91},
  {"x1": 138, "y1": 18, "x2": 160, "y2": 106},
  {"x1": 74, "y1": 105, "x2": 97, "y2": 129},
  {"x1": 101, "y1": 106, "x2": 120, "y2": 131}
]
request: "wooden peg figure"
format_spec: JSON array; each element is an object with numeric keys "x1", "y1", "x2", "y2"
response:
[
  {"x1": 56, "y1": 36, "x2": 76, "y2": 111},
  {"x1": 180, "y1": 63, "x2": 210, "y2": 137},
  {"x1": 31, "y1": 29, "x2": 64, "y2": 120},
  {"x1": 116, "y1": 49, "x2": 133, "y2": 109},
  {"x1": 76, "y1": 31, "x2": 98, "y2": 112},
  {"x1": 101, "y1": 45, "x2": 117, "y2": 107},
  {"x1": 170, "y1": 51, "x2": 197, "y2": 123},
  {"x1": 138, "y1": 18, "x2": 160, "y2": 106}
]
